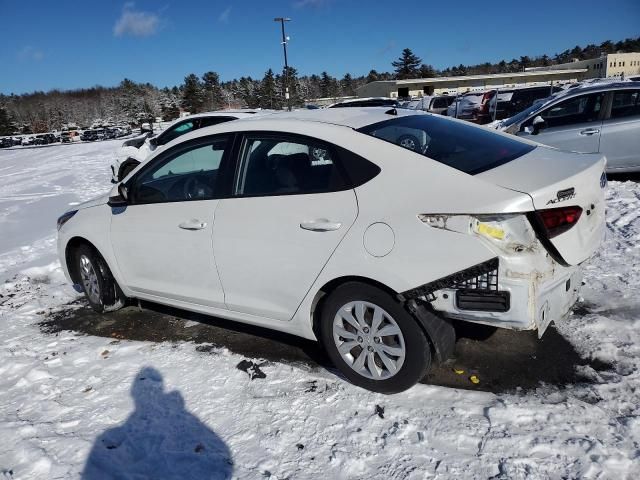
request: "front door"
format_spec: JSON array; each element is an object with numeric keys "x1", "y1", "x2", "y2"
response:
[
  {"x1": 214, "y1": 134, "x2": 358, "y2": 321},
  {"x1": 518, "y1": 91, "x2": 605, "y2": 153},
  {"x1": 111, "y1": 136, "x2": 231, "y2": 308}
]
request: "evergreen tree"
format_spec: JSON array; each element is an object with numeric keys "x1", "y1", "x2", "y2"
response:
[
  {"x1": 258, "y1": 69, "x2": 282, "y2": 109},
  {"x1": 320, "y1": 72, "x2": 339, "y2": 98},
  {"x1": 0, "y1": 106, "x2": 14, "y2": 135},
  {"x1": 392, "y1": 48, "x2": 422, "y2": 79},
  {"x1": 281, "y1": 66, "x2": 302, "y2": 107},
  {"x1": 238, "y1": 77, "x2": 259, "y2": 108},
  {"x1": 418, "y1": 64, "x2": 437, "y2": 78},
  {"x1": 341, "y1": 73, "x2": 355, "y2": 96},
  {"x1": 202, "y1": 71, "x2": 225, "y2": 110},
  {"x1": 366, "y1": 69, "x2": 379, "y2": 83},
  {"x1": 181, "y1": 74, "x2": 205, "y2": 113}
]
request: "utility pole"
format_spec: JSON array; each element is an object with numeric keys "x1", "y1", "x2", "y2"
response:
[{"x1": 274, "y1": 17, "x2": 291, "y2": 111}]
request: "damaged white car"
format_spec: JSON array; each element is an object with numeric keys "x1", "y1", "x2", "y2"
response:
[{"x1": 58, "y1": 108, "x2": 606, "y2": 393}]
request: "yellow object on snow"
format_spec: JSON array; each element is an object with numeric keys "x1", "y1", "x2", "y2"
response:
[{"x1": 469, "y1": 375, "x2": 480, "y2": 384}]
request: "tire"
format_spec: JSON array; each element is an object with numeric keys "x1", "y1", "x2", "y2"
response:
[
  {"x1": 74, "y1": 244, "x2": 127, "y2": 314},
  {"x1": 397, "y1": 134, "x2": 420, "y2": 152},
  {"x1": 319, "y1": 282, "x2": 432, "y2": 394}
]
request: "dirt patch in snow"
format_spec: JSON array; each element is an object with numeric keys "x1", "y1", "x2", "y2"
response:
[{"x1": 40, "y1": 299, "x2": 612, "y2": 394}]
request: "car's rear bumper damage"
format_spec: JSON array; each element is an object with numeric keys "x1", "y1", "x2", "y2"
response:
[{"x1": 400, "y1": 256, "x2": 582, "y2": 337}]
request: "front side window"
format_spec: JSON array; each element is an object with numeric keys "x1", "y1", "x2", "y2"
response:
[
  {"x1": 131, "y1": 137, "x2": 228, "y2": 204},
  {"x1": 536, "y1": 93, "x2": 604, "y2": 128},
  {"x1": 610, "y1": 90, "x2": 640, "y2": 119},
  {"x1": 236, "y1": 136, "x2": 349, "y2": 196},
  {"x1": 357, "y1": 114, "x2": 535, "y2": 175}
]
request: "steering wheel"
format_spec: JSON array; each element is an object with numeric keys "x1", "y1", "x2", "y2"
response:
[{"x1": 183, "y1": 175, "x2": 213, "y2": 200}]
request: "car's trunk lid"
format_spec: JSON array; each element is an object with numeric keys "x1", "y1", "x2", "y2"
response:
[{"x1": 477, "y1": 146, "x2": 606, "y2": 265}]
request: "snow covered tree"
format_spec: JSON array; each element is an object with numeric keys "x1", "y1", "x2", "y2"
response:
[
  {"x1": 320, "y1": 72, "x2": 339, "y2": 98},
  {"x1": 341, "y1": 73, "x2": 355, "y2": 96},
  {"x1": 418, "y1": 64, "x2": 437, "y2": 78},
  {"x1": 0, "y1": 105, "x2": 14, "y2": 135},
  {"x1": 392, "y1": 48, "x2": 422, "y2": 79},
  {"x1": 202, "y1": 71, "x2": 225, "y2": 111},
  {"x1": 181, "y1": 74, "x2": 206, "y2": 114},
  {"x1": 258, "y1": 69, "x2": 282, "y2": 109}
]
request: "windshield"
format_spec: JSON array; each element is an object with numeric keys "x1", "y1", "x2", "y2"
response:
[{"x1": 357, "y1": 114, "x2": 535, "y2": 175}]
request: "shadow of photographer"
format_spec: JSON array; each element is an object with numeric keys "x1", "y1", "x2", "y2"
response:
[{"x1": 82, "y1": 367, "x2": 232, "y2": 479}]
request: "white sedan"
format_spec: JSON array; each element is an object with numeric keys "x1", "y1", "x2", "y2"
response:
[{"x1": 57, "y1": 108, "x2": 606, "y2": 393}]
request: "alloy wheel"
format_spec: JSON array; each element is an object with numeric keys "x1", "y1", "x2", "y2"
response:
[
  {"x1": 332, "y1": 301, "x2": 406, "y2": 380},
  {"x1": 79, "y1": 255, "x2": 101, "y2": 304}
]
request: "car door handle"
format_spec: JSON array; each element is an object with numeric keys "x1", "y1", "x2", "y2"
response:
[
  {"x1": 300, "y1": 219, "x2": 342, "y2": 232},
  {"x1": 579, "y1": 128, "x2": 600, "y2": 136},
  {"x1": 178, "y1": 219, "x2": 207, "y2": 230}
]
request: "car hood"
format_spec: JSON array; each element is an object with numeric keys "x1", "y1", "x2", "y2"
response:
[{"x1": 74, "y1": 192, "x2": 111, "y2": 211}]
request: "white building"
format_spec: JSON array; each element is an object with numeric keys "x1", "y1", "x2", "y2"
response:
[
  {"x1": 356, "y1": 69, "x2": 587, "y2": 99},
  {"x1": 526, "y1": 52, "x2": 640, "y2": 80}
]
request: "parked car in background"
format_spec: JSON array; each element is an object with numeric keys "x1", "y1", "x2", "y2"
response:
[
  {"x1": 446, "y1": 90, "x2": 498, "y2": 124},
  {"x1": 495, "y1": 85, "x2": 563, "y2": 120},
  {"x1": 111, "y1": 110, "x2": 266, "y2": 182},
  {"x1": 59, "y1": 107, "x2": 605, "y2": 393},
  {"x1": 410, "y1": 95, "x2": 456, "y2": 115},
  {"x1": 497, "y1": 82, "x2": 640, "y2": 172},
  {"x1": 21, "y1": 136, "x2": 35, "y2": 146},
  {"x1": 0, "y1": 137, "x2": 13, "y2": 148},
  {"x1": 81, "y1": 130, "x2": 99, "y2": 142},
  {"x1": 61, "y1": 130, "x2": 82, "y2": 143},
  {"x1": 328, "y1": 97, "x2": 399, "y2": 108}
]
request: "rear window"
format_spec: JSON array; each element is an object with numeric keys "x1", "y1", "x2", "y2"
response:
[{"x1": 357, "y1": 114, "x2": 535, "y2": 175}]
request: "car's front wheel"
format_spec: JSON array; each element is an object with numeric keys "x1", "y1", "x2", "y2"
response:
[
  {"x1": 319, "y1": 282, "x2": 432, "y2": 393},
  {"x1": 74, "y1": 245, "x2": 127, "y2": 314}
]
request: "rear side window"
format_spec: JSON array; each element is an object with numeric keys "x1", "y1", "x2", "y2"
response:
[
  {"x1": 357, "y1": 114, "x2": 535, "y2": 175},
  {"x1": 610, "y1": 90, "x2": 640, "y2": 119},
  {"x1": 236, "y1": 135, "x2": 380, "y2": 196},
  {"x1": 237, "y1": 136, "x2": 348, "y2": 196},
  {"x1": 159, "y1": 121, "x2": 195, "y2": 145}
]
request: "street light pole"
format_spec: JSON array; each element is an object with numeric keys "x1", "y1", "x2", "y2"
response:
[{"x1": 274, "y1": 17, "x2": 291, "y2": 111}]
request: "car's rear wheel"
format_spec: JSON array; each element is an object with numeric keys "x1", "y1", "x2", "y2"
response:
[
  {"x1": 319, "y1": 282, "x2": 432, "y2": 393},
  {"x1": 74, "y1": 245, "x2": 127, "y2": 314}
]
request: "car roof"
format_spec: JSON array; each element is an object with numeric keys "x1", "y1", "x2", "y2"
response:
[
  {"x1": 235, "y1": 107, "x2": 426, "y2": 129},
  {"x1": 534, "y1": 81, "x2": 639, "y2": 108}
]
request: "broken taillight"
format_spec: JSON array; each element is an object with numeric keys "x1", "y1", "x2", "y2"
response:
[{"x1": 536, "y1": 206, "x2": 583, "y2": 238}]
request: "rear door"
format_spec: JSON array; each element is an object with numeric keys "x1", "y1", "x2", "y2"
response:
[
  {"x1": 599, "y1": 88, "x2": 640, "y2": 171},
  {"x1": 213, "y1": 133, "x2": 358, "y2": 321},
  {"x1": 519, "y1": 91, "x2": 605, "y2": 153}
]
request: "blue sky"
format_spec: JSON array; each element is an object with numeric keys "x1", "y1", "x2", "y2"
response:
[{"x1": 1, "y1": 0, "x2": 639, "y2": 94}]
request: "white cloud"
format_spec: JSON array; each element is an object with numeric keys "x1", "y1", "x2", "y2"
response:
[
  {"x1": 113, "y1": 3, "x2": 161, "y2": 37},
  {"x1": 17, "y1": 46, "x2": 44, "y2": 61},
  {"x1": 293, "y1": 0, "x2": 329, "y2": 8},
  {"x1": 218, "y1": 5, "x2": 231, "y2": 23}
]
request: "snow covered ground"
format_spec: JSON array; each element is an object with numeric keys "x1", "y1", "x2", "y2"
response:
[{"x1": 1, "y1": 141, "x2": 639, "y2": 479}]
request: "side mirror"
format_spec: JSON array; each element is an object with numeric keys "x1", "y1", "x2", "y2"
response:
[
  {"x1": 149, "y1": 136, "x2": 158, "y2": 147},
  {"x1": 108, "y1": 183, "x2": 129, "y2": 207}
]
